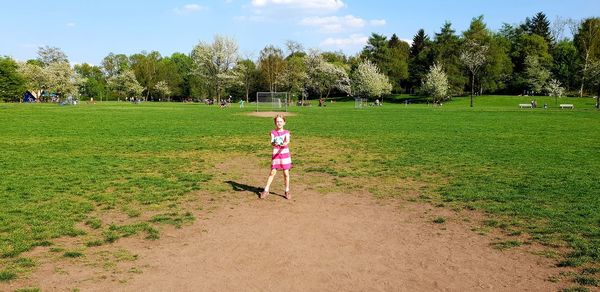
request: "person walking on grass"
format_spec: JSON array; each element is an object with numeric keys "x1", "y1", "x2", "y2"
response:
[{"x1": 260, "y1": 114, "x2": 292, "y2": 200}]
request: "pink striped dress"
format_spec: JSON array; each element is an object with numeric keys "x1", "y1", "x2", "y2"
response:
[{"x1": 271, "y1": 130, "x2": 292, "y2": 170}]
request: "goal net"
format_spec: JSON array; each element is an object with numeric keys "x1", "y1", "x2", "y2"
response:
[
  {"x1": 355, "y1": 97, "x2": 367, "y2": 109},
  {"x1": 256, "y1": 92, "x2": 288, "y2": 112}
]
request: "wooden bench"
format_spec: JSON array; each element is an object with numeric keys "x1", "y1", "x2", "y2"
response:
[
  {"x1": 559, "y1": 104, "x2": 574, "y2": 109},
  {"x1": 519, "y1": 103, "x2": 532, "y2": 108}
]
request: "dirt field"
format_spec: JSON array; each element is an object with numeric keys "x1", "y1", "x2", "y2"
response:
[{"x1": 2, "y1": 157, "x2": 566, "y2": 291}]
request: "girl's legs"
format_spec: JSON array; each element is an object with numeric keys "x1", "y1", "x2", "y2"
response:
[
  {"x1": 283, "y1": 169, "x2": 290, "y2": 199},
  {"x1": 283, "y1": 170, "x2": 290, "y2": 192},
  {"x1": 262, "y1": 169, "x2": 277, "y2": 197}
]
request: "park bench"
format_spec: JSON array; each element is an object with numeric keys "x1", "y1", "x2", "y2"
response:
[
  {"x1": 559, "y1": 104, "x2": 574, "y2": 109},
  {"x1": 519, "y1": 103, "x2": 532, "y2": 108}
]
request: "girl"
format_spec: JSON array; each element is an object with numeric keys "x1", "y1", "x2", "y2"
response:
[{"x1": 260, "y1": 114, "x2": 292, "y2": 199}]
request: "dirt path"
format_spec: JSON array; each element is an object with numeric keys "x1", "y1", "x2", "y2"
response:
[{"x1": 3, "y1": 159, "x2": 565, "y2": 291}]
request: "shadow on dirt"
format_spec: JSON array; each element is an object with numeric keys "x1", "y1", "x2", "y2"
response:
[{"x1": 225, "y1": 181, "x2": 262, "y2": 198}]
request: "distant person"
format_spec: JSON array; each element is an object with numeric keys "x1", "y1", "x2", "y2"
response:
[
  {"x1": 319, "y1": 98, "x2": 325, "y2": 107},
  {"x1": 260, "y1": 114, "x2": 292, "y2": 200},
  {"x1": 239, "y1": 99, "x2": 245, "y2": 108}
]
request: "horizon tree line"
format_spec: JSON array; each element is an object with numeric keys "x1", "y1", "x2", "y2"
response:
[{"x1": 1, "y1": 12, "x2": 599, "y2": 107}]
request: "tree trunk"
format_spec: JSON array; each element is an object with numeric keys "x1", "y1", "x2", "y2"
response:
[
  {"x1": 470, "y1": 72, "x2": 474, "y2": 108},
  {"x1": 580, "y1": 51, "x2": 589, "y2": 97},
  {"x1": 216, "y1": 80, "x2": 221, "y2": 103},
  {"x1": 245, "y1": 85, "x2": 249, "y2": 103}
]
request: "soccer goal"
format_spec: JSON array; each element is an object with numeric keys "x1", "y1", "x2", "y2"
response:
[
  {"x1": 355, "y1": 97, "x2": 367, "y2": 109},
  {"x1": 256, "y1": 92, "x2": 288, "y2": 112}
]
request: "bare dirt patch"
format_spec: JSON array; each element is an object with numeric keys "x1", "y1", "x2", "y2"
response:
[
  {"x1": 2, "y1": 156, "x2": 566, "y2": 291},
  {"x1": 246, "y1": 111, "x2": 298, "y2": 118}
]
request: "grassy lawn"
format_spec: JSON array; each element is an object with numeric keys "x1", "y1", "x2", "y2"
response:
[{"x1": 0, "y1": 95, "x2": 598, "y2": 283}]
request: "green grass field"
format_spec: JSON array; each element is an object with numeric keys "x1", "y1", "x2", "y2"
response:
[{"x1": 0, "y1": 95, "x2": 599, "y2": 282}]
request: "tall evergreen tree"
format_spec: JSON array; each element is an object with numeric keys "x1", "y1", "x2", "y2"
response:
[
  {"x1": 527, "y1": 12, "x2": 554, "y2": 47},
  {"x1": 433, "y1": 21, "x2": 466, "y2": 95},
  {"x1": 408, "y1": 29, "x2": 434, "y2": 92},
  {"x1": 361, "y1": 33, "x2": 389, "y2": 67},
  {"x1": 387, "y1": 34, "x2": 410, "y2": 93}
]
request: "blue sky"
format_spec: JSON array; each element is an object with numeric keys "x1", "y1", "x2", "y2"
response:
[{"x1": 1, "y1": 0, "x2": 598, "y2": 65}]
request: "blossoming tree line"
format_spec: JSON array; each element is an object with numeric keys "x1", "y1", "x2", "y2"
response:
[{"x1": 1, "y1": 13, "x2": 599, "y2": 108}]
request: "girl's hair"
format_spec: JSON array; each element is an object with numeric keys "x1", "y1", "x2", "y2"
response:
[{"x1": 273, "y1": 114, "x2": 286, "y2": 123}]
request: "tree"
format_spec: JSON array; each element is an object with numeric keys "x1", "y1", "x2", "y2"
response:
[
  {"x1": 130, "y1": 51, "x2": 162, "y2": 101},
  {"x1": 74, "y1": 63, "x2": 106, "y2": 100},
  {"x1": 257, "y1": 45, "x2": 285, "y2": 92},
  {"x1": 154, "y1": 80, "x2": 172, "y2": 102},
  {"x1": 361, "y1": 33, "x2": 390, "y2": 70},
  {"x1": 585, "y1": 60, "x2": 600, "y2": 108},
  {"x1": 156, "y1": 56, "x2": 184, "y2": 100},
  {"x1": 387, "y1": 34, "x2": 410, "y2": 93},
  {"x1": 551, "y1": 40, "x2": 580, "y2": 91},
  {"x1": 524, "y1": 55, "x2": 551, "y2": 94},
  {"x1": 464, "y1": 16, "x2": 512, "y2": 95},
  {"x1": 191, "y1": 35, "x2": 239, "y2": 102},
  {"x1": 408, "y1": 29, "x2": 434, "y2": 92},
  {"x1": 282, "y1": 54, "x2": 308, "y2": 101},
  {"x1": 351, "y1": 60, "x2": 391, "y2": 99},
  {"x1": 433, "y1": 21, "x2": 465, "y2": 95},
  {"x1": 510, "y1": 34, "x2": 552, "y2": 91},
  {"x1": 479, "y1": 34, "x2": 513, "y2": 94},
  {"x1": 233, "y1": 59, "x2": 257, "y2": 102},
  {"x1": 102, "y1": 53, "x2": 130, "y2": 78},
  {"x1": 421, "y1": 63, "x2": 449, "y2": 104},
  {"x1": 306, "y1": 52, "x2": 350, "y2": 99},
  {"x1": 524, "y1": 12, "x2": 554, "y2": 48},
  {"x1": 18, "y1": 62, "x2": 48, "y2": 100},
  {"x1": 45, "y1": 61, "x2": 81, "y2": 98},
  {"x1": 573, "y1": 17, "x2": 600, "y2": 96},
  {"x1": 285, "y1": 40, "x2": 304, "y2": 57},
  {"x1": 170, "y1": 52, "x2": 196, "y2": 100},
  {"x1": 0, "y1": 57, "x2": 26, "y2": 102},
  {"x1": 37, "y1": 46, "x2": 68, "y2": 66},
  {"x1": 461, "y1": 40, "x2": 488, "y2": 107},
  {"x1": 107, "y1": 70, "x2": 143, "y2": 100},
  {"x1": 545, "y1": 79, "x2": 564, "y2": 105}
]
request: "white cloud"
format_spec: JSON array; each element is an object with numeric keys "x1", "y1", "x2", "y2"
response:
[
  {"x1": 174, "y1": 4, "x2": 206, "y2": 14},
  {"x1": 321, "y1": 34, "x2": 368, "y2": 47},
  {"x1": 300, "y1": 15, "x2": 385, "y2": 33},
  {"x1": 251, "y1": 0, "x2": 345, "y2": 12},
  {"x1": 369, "y1": 19, "x2": 385, "y2": 26},
  {"x1": 66, "y1": 22, "x2": 76, "y2": 27}
]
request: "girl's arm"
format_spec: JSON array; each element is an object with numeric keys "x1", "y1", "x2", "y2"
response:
[
  {"x1": 270, "y1": 132, "x2": 276, "y2": 146},
  {"x1": 282, "y1": 132, "x2": 291, "y2": 146}
]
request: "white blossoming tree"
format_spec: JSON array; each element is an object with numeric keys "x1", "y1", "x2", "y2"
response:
[
  {"x1": 460, "y1": 40, "x2": 488, "y2": 107},
  {"x1": 306, "y1": 52, "x2": 350, "y2": 99},
  {"x1": 107, "y1": 70, "x2": 144, "y2": 100},
  {"x1": 351, "y1": 60, "x2": 391, "y2": 101},
  {"x1": 545, "y1": 79, "x2": 565, "y2": 105},
  {"x1": 191, "y1": 35, "x2": 239, "y2": 103},
  {"x1": 421, "y1": 63, "x2": 449, "y2": 104},
  {"x1": 154, "y1": 80, "x2": 172, "y2": 102}
]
